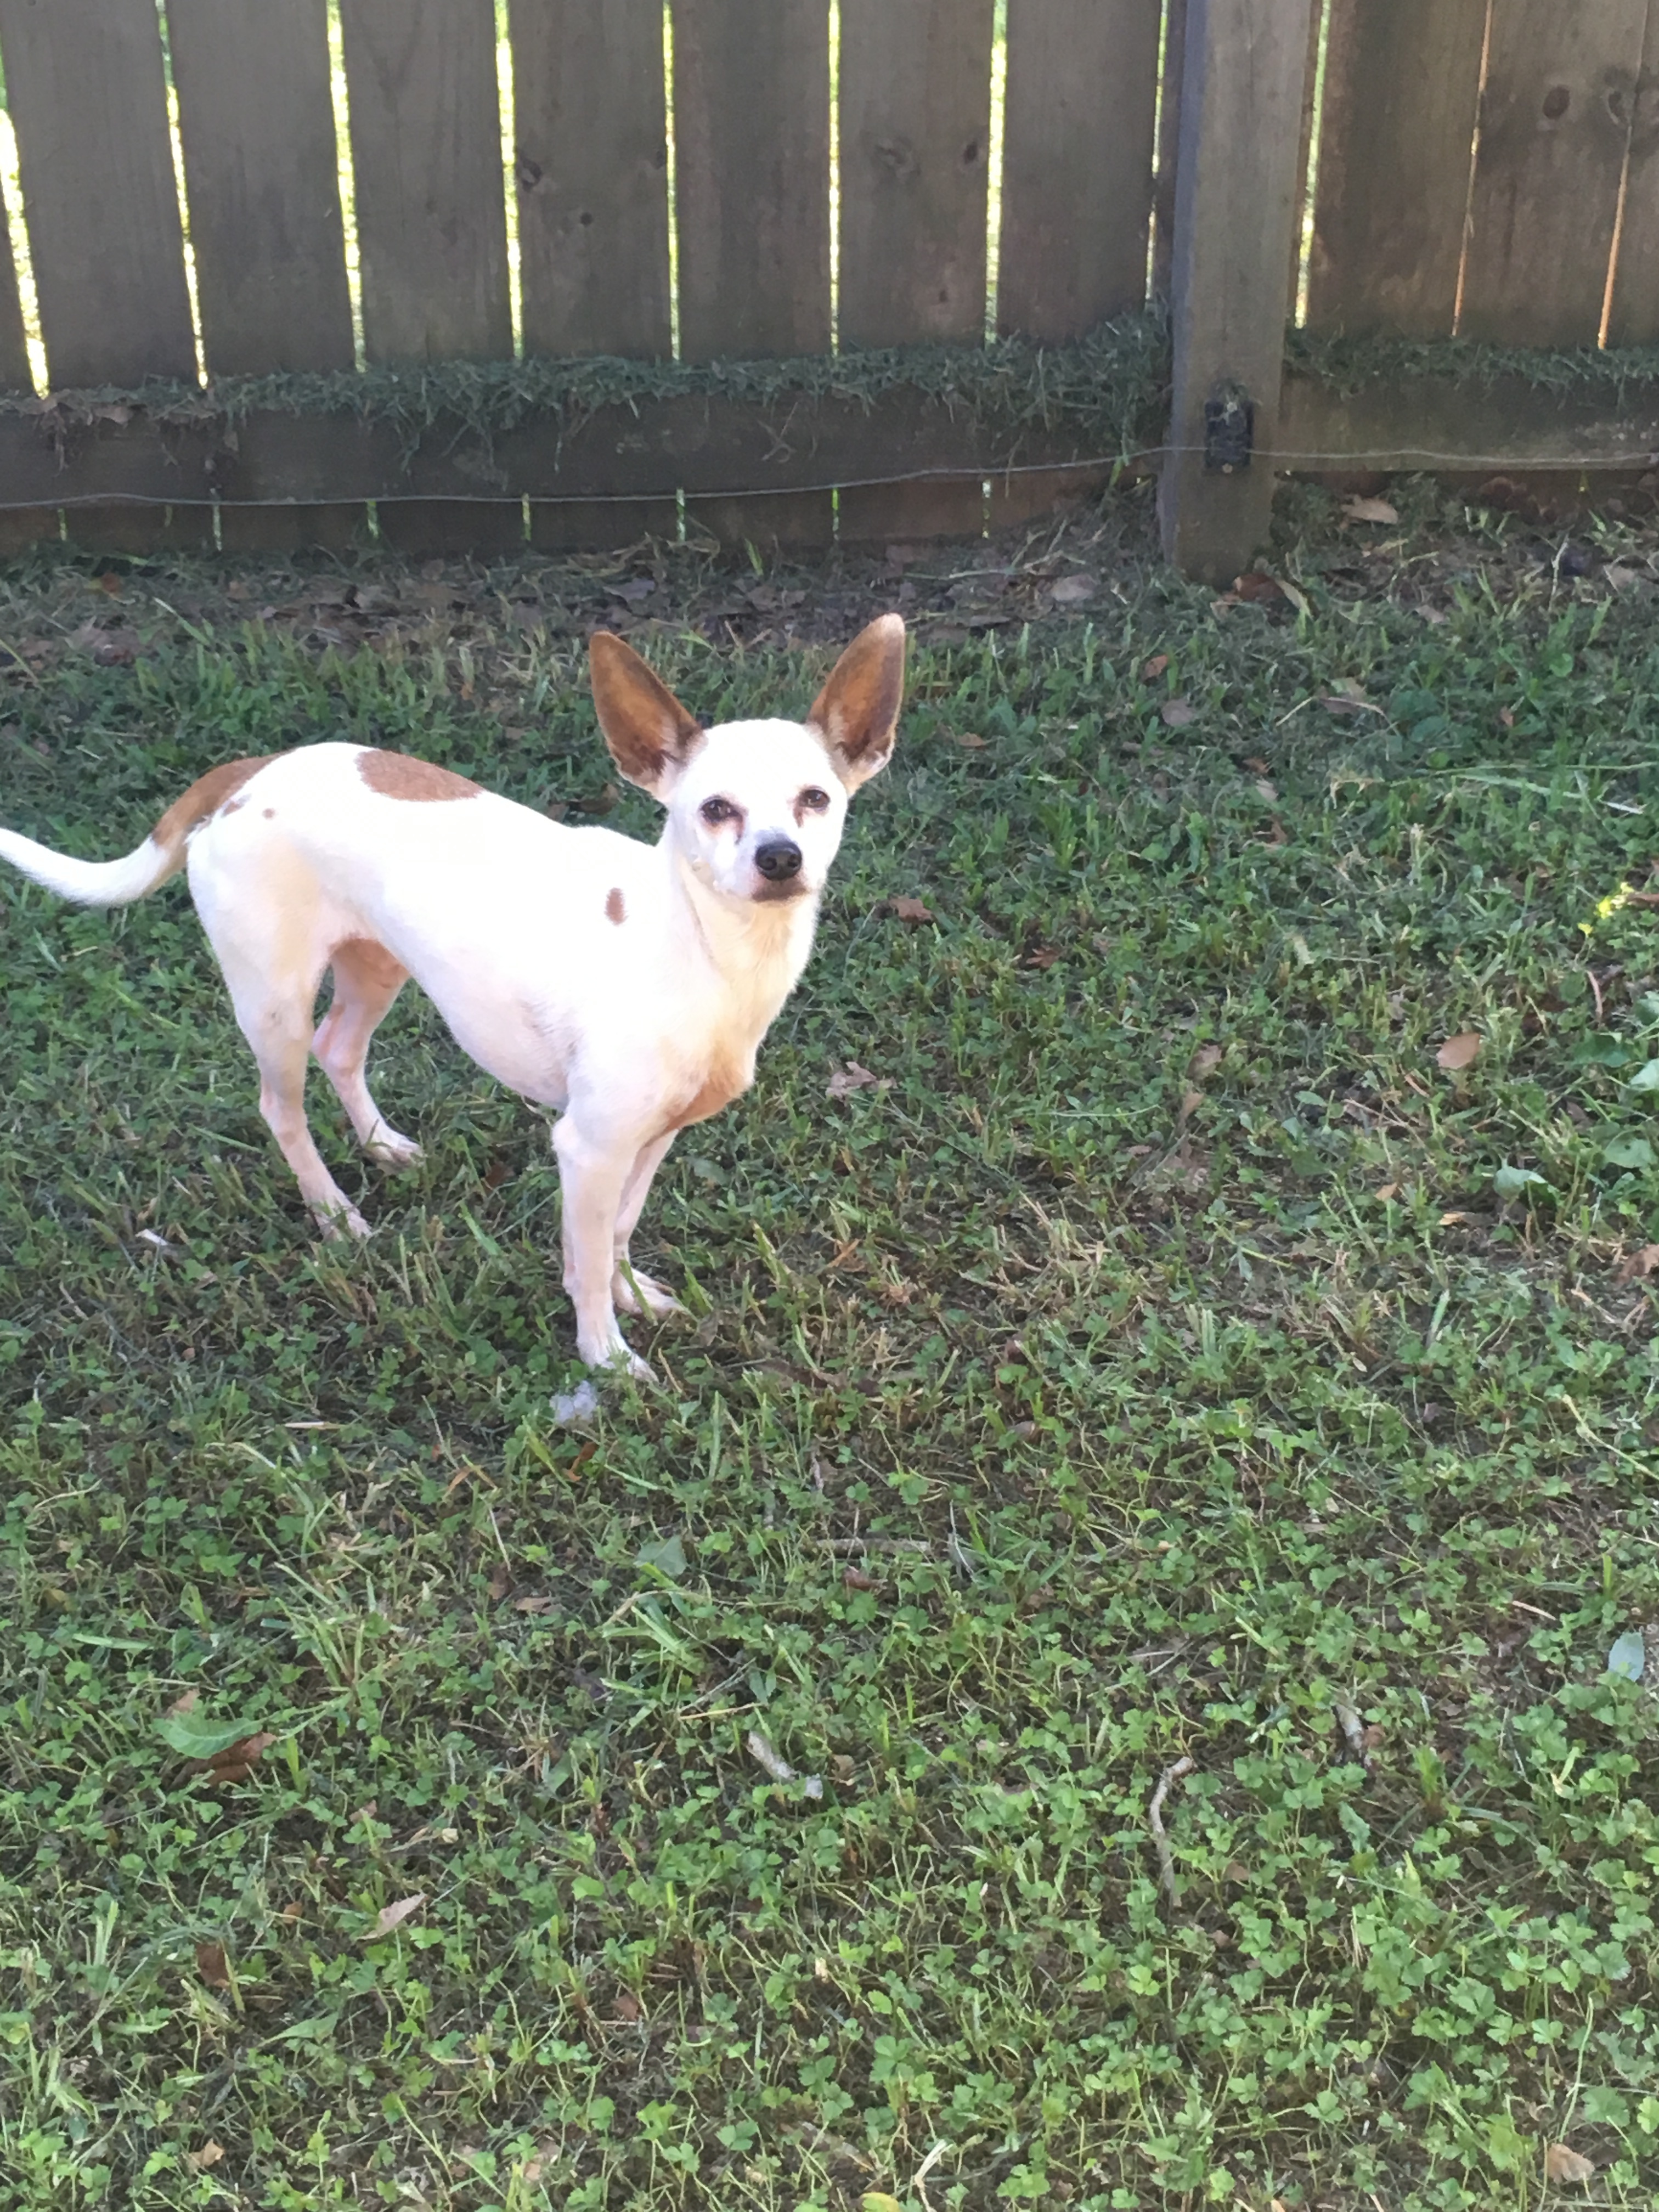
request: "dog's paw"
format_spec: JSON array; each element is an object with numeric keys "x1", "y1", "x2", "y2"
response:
[
  {"x1": 580, "y1": 1333, "x2": 655, "y2": 1384},
  {"x1": 315, "y1": 1200, "x2": 371, "y2": 1242},
  {"x1": 612, "y1": 1266, "x2": 684, "y2": 1319},
  {"x1": 366, "y1": 1130, "x2": 423, "y2": 1171}
]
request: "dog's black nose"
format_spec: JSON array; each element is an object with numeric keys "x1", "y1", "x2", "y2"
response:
[{"x1": 755, "y1": 838, "x2": 803, "y2": 882}]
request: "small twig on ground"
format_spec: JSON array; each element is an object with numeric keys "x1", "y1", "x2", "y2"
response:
[
  {"x1": 1335, "y1": 1701, "x2": 1369, "y2": 1768},
  {"x1": 747, "y1": 1730, "x2": 823, "y2": 1799},
  {"x1": 1148, "y1": 1755, "x2": 1195, "y2": 1905},
  {"x1": 820, "y1": 1536, "x2": 932, "y2": 1556}
]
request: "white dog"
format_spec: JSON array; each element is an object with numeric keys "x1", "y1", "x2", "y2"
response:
[{"x1": 0, "y1": 616, "x2": 905, "y2": 1375}]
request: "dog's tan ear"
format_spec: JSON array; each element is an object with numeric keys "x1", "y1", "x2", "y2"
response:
[
  {"x1": 589, "y1": 631, "x2": 704, "y2": 797},
  {"x1": 806, "y1": 613, "x2": 905, "y2": 791}
]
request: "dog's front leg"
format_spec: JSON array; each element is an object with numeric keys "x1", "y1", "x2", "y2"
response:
[
  {"x1": 553, "y1": 1112, "x2": 653, "y2": 1376},
  {"x1": 611, "y1": 1130, "x2": 684, "y2": 1317}
]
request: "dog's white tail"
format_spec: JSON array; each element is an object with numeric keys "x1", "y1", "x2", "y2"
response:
[{"x1": 0, "y1": 753, "x2": 272, "y2": 910}]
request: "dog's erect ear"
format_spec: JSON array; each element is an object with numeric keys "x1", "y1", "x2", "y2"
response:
[
  {"x1": 806, "y1": 613, "x2": 905, "y2": 791},
  {"x1": 589, "y1": 631, "x2": 704, "y2": 797}
]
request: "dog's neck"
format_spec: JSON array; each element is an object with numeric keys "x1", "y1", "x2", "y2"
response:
[{"x1": 662, "y1": 836, "x2": 819, "y2": 1033}]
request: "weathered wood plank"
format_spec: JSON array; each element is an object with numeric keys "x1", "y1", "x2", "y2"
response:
[
  {"x1": 510, "y1": 0, "x2": 672, "y2": 358},
  {"x1": 1599, "y1": 10, "x2": 1659, "y2": 346},
  {"x1": 1277, "y1": 365, "x2": 1659, "y2": 474},
  {"x1": 839, "y1": 0, "x2": 994, "y2": 345},
  {"x1": 671, "y1": 1, "x2": 831, "y2": 358},
  {"x1": 1159, "y1": 0, "x2": 1314, "y2": 583},
  {"x1": 670, "y1": 0, "x2": 831, "y2": 542},
  {"x1": 0, "y1": 200, "x2": 31, "y2": 392},
  {"x1": 1151, "y1": 0, "x2": 1188, "y2": 302},
  {"x1": 1306, "y1": 1, "x2": 1486, "y2": 337},
  {"x1": 1459, "y1": 3, "x2": 1647, "y2": 346},
  {"x1": 0, "y1": 0, "x2": 195, "y2": 386},
  {"x1": 337, "y1": 0, "x2": 512, "y2": 363},
  {"x1": 167, "y1": 0, "x2": 353, "y2": 377},
  {"x1": 1001, "y1": 0, "x2": 1161, "y2": 338}
]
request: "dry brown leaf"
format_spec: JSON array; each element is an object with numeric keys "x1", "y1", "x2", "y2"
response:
[
  {"x1": 1344, "y1": 495, "x2": 1400, "y2": 524},
  {"x1": 1440, "y1": 1210, "x2": 1472, "y2": 1226},
  {"x1": 1050, "y1": 573, "x2": 1096, "y2": 605},
  {"x1": 888, "y1": 896, "x2": 935, "y2": 923},
  {"x1": 166, "y1": 1689, "x2": 200, "y2": 1719},
  {"x1": 1188, "y1": 1043, "x2": 1222, "y2": 1081},
  {"x1": 843, "y1": 1565, "x2": 881, "y2": 1592},
  {"x1": 366, "y1": 1893, "x2": 426, "y2": 1941},
  {"x1": 1436, "y1": 1031, "x2": 1483, "y2": 1071},
  {"x1": 1160, "y1": 696, "x2": 1197, "y2": 729},
  {"x1": 186, "y1": 2142, "x2": 225, "y2": 2173},
  {"x1": 1254, "y1": 778, "x2": 1279, "y2": 804},
  {"x1": 954, "y1": 730, "x2": 988, "y2": 748},
  {"x1": 1544, "y1": 2143, "x2": 1595, "y2": 2186},
  {"x1": 1244, "y1": 755, "x2": 1268, "y2": 772},
  {"x1": 1375, "y1": 1182, "x2": 1400, "y2": 1201},
  {"x1": 610, "y1": 1989, "x2": 643, "y2": 2022},
  {"x1": 1142, "y1": 653, "x2": 1170, "y2": 680},
  {"x1": 1234, "y1": 570, "x2": 1284, "y2": 604},
  {"x1": 1177, "y1": 1088, "x2": 1205, "y2": 1126},
  {"x1": 828, "y1": 1062, "x2": 880, "y2": 1099},
  {"x1": 195, "y1": 1940, "x2": 230, "y2": 1988},
  {"x1": 1025, "y1": 946, "x2": 1062, "y2": 969},
  {"x1": 1613, "y1": 1243, "x2": 1659, "y2": 1285},
  {"x1": 201, "y1": 1731, "x2": 275, "y2": 1787}
]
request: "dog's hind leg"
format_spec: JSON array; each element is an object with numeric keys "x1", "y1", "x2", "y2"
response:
[
  {"x1": 313, "y1": 938, "x2": 422, "y2": 1169},
  {"x1": 610, "y1": 1130, "x2": 684, "y2": 1318}
]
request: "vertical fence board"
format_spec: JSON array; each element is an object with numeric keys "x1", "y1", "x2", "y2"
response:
[
  {"x1": 672, "y1": 1, "x2": 830, "y2": 357},
  {"x1": 1159, "y1": 0, "x2": 1314, "y2": 583},
  {"x1": 673, "y1": 0, "x2": 831, "y2": 544},
  {"x1": 0, "y1": 0, "x2": 194, "y2": 386},
  {"x1": 512, "y1": 0, "x2": 674, "y2": 549},
  {"x1": 0, "y1": 212, "x2": 30, "y2": 392},
  {"x1": 1152, "y1": 0, "x2": 1188, "y2": 301},
  {"x1": 511, "y1": 0, "x2": 672, "y2": 358},
  {"x1": 1306, "y1": 1, "x2": 1486, "y2": 337},
  {"x1": 1595, "y1": 9, "x2": 1659, "y2": 345},
  {"x1": 1459, "y1": 3, "x2": 1647, "y2": 345},
  {"x1": 167, "y1": 0, "x2": 353, "y2": 378},
  {"x1": 837, "y1": 0, "x2": 992, "y2": 543},
  {"x1": 1001, "y1": 0, "x2": 1160, "y2": 338},
  {"x1": 839, "y1": 0, "x2": 993, "y2": 345},
  {"x1": 338, "y1": 0, "x2": 512, "y2": 363},
  {"x1": 338, "y1": 0, "x2": 516, "y2": 553}
]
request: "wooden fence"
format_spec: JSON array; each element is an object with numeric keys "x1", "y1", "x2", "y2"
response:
[{"x1": 0, "y1": 1, "x2": 1652, "y2": 578}]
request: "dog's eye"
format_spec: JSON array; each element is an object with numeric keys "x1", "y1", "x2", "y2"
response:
[
  {"x1": 799, "y1": 787, "x2": 831, "y2": 812},
  {"x1": 699, "y1": 796, "x2": 738, "y2": 827}
]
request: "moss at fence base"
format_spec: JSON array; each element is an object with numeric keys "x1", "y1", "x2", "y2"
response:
[
  {"x1": 0, "y1": 309, "x2": 1173, "y2": 462},
  {"x1": 1286, "y1": 326, "x2": 1659, "y2": 404}
]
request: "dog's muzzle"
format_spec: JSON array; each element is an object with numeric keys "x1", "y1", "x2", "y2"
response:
[{"x1": 754, "y1": 838, "x2": 803, "y2": 883}]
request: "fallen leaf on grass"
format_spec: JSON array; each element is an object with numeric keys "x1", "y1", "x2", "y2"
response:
[
  {"x1": 953, "y1": 730, "x2": 987, "y2": 748},
  {"x1": 1344, "y1": 495, "x2": 1399, "y2": 524},
  {"x1": 1375, "y1": 1182, "x2": 1400, "y2": 1201},
  {"x1": 861, "y1": 2196, "x2": 905, "y2": 2212},
  {"x1": 887, "y1": 895, "x2": 934, "y2": 923},
  {"x1": 1160, "y1": 696, "x2": 1197, "y2": 729},
  {"x1": 1436, "y1": 1031, "x2": 1483, "y2": 1071},
  {"x1": 843, "y1": 1565, "x2": 881, "y2": 1592},
  {"x1": 1188, "y1": 1043, "x2": 1222, "y2": 1081},
  {"x1": 828, "y1": 1062, "x2": 881, "y2": 1098},
  {"x1": 1049, "y1": 573, "x2": 1096, "y2": 605},
  {"x1": 1025, "y1": 946, "x2": 1062, "y2": 969},
  {"x1": 610, "y1": 1989, "x2": 643, "y2": 2022},
  {"x1": 186, "y1": 2142, "x2": 225, "y2": 2173},
  {"x1": 1142, "y1": 653, "x2": 1170, "y2": 680},
  {"x1": 1544, "y1": 2143, "x2": 1595, "y2": 2186},
  {"x1": 1254, "y1": 777, "x2": 1279, "y2": 803},
  {"x1": 195, "y1": 1941, "x2": 230, "y2": 1988},
  {"x1": 365, "y1": 1894, "x2": 425, "y2": 1941},
  {"x1": 1613, "y1": 1243, "x2": 1659, "y2": 1284},
  {"x1": 1440, "y1": 1210, "x2": 1472, "y2": 1226},
  {"x1": 1607, "y1": 1628, "x2": 1647, "y2": 1682}
]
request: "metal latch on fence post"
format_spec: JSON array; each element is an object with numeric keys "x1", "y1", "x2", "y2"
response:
[{"x1": 1203, "y1": 387, "x2": 1254, "y2": 474}]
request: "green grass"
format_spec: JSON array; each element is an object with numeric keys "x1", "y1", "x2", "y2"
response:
[{"x1": 0, "y1": 482, "x2": 1657, "y2": 2211}]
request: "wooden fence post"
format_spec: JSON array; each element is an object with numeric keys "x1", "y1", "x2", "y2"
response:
[{"x1": 1159, "y1": 0, "x2": 1314, "y2": 585}]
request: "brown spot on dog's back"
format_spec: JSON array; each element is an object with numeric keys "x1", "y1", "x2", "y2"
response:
[
  {"x1": 151, "y1": 755, "x2": 274, "y2": 857},
  {"x1": 358, "y1": 749, "x2": 482, "y2": 803},
  {"x1": 605, "y1": 887, "x2": 626, "y2": 926}
]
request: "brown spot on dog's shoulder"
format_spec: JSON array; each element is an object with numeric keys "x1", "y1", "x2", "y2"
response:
[
  {"x1": 358, "y1": 748, "x2": 482, "y2": 803},
  {"x1": 152, "y1": 754, "x2": 275, "y2": 856},
  {"x1": 605, "y1": 887, "x2": 626, "y2": 926}
]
